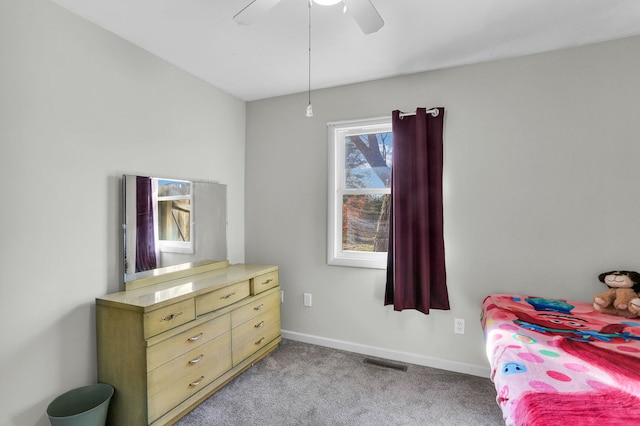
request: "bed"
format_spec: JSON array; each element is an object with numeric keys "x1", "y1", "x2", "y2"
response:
[{"x1": 481, "y1": 293, "x2": 640, "y2": 426}]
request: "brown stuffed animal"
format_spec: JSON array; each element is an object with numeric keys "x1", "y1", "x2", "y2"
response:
[{"x1": 593, "y1": 270, "x2": 640, "y2": 318}]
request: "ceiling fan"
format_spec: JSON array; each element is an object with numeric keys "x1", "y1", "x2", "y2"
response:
[{"x1": 233, "y1": 0, "x2": 384, "y2": 34}]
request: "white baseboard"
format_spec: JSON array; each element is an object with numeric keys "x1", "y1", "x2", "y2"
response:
[{"x1": 281, "y1": 329, "x2": 491, "y2": 378}]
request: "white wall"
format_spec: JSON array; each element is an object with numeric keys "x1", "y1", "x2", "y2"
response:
[
  {"x1": 245, "y1": 35, "x2": 640, "y2": 375},
  {"x1": 0, "y1": 1, "x2": 245, "y2": 425}
]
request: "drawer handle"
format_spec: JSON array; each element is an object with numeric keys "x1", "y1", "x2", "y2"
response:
[
  {"x1": 255, "y1": 337, "x2": 265, "y2": 345},
  {"x1": 188, "y1": 333, "x2": 203, "y2": 341},
  {"x1": 220, "y1": 292, "x2": 236, "y2": 300},
  {"x1": 254, "y1": 321, "x2": 265, "y2": 328},
  {"x1": 189, "y1": 376, "x2": 205, "y2": 387},
  {"x1": 254, "y1": 304, "x2": 265, "y2": 311},
  {"x1": 160, "y1": 312, "x2": 183, "y2": 322},
  {"x1": 261, "y1": 278, "x2": 274, "y2": 286},
  {"x1": 189, "y1": 354, "x2": 205, "y2": 364}
]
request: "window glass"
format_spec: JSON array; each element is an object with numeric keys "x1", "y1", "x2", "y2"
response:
[
  {"x1": 342, "y1": 194, "x2": 389, "y2": 253},
  {"x1": 157, "y1": 179, "x2": 191, "y2": 197},
  {"x1": 344, "y1": 133, "x2": 392, "y2": 189},
  {"x1": 157, "y1": 200, "x2": 191, "y2": 242}
]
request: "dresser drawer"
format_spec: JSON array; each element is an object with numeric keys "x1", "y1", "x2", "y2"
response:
[
  {"x1": 195, "y1": 280, "x2": 250, "y2": 316},
  {"x1": 148, "y1": 332, "x2": 232, "y2": 401},
  {"x1": 147, "y1": 314, "x2": 230, "y2": 371},
  {"x1": 251, "y1": 270, "x2": 279, "y2": 294},
  {"x1": 148, "y1": 333, "x2": 232, "y2": 423},
  {"x1": 144, "y1": 299, "x2": 196, "y2": 338},
  {"x1": 231, "y1": 290, "x2": 280, "y2": 328},
  {"x1": 231, "y1": 308, "x2": 281, "y2": 366}
]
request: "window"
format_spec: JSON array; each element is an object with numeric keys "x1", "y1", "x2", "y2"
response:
[
  {"x1": 328, "y1": 117, "x2": 392, "y2": 269},
  {"x1": 156, "y1": 179, "x2": 194, "y2": 254}
]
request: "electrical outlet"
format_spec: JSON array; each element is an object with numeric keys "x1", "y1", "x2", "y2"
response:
[
  {"x1": 304, "y1": 293, "x2": 312, "y2": 307},
  {"x1": 454, "y1": 318, "x2": 465, "y2": 334}
]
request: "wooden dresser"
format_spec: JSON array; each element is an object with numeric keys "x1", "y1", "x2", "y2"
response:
[{"x1": 96, "y1": 261, "x2": 281, "y2": 425}]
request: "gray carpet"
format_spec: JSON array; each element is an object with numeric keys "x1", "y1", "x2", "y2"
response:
[{"x1": 175, "y1": 339, "x2": 504, "y2": 426}]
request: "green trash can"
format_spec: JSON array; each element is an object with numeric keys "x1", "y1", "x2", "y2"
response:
[{"x1": 46, "y1": 383, "x2": 114, "y2": 426}]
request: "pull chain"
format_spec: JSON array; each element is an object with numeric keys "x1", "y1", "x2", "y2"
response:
[{"x1": 306, "y1": 0, "x2": 313, "y2": 117}]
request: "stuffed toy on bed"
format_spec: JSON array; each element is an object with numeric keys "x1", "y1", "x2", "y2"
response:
[{"x1": 593, "y1": 270, "x2": 640, "y2": 318}]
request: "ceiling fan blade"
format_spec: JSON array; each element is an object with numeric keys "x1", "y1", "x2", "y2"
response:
[
  {"x1": 233, "y1": 0, "x2": 282, "y2": 25},
  {"x1": 345, "y1": 0, "x2": 384, "y2": 34}
]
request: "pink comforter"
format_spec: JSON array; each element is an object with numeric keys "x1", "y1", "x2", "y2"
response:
[{"x1": 481, "y1": 294, "x2": 640, "y2": 425}]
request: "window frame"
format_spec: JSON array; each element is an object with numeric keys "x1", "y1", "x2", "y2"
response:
[
  {"x1": 156, "y1": 178, "x2": 195, "y2": 255},
  {"x1": 327, "y1": 116, "x2": 392, "y2": 269}
]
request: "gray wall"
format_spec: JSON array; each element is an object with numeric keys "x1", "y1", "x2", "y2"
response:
[
  {"x1": 0, "y1": 1, "x2": 245, "y2": 425},
  {"x1": 245, "y1": 35, "x2": 640, "y2": 374}
]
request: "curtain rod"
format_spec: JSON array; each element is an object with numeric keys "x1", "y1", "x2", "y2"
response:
[{"x1": 399, "y1": 108, "x2": 439, "y2": 118}]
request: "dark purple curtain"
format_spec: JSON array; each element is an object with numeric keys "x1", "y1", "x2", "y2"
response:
[
  {"x1": 135, "y1": 176, "x2": 157, "y2": 273},
  {"x1": 384, "y1": 108, "x2": 450, "y2": 314}
]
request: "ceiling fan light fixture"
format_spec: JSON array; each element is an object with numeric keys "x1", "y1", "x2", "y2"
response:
[{"x1": 313, "y1": 0, "x2": 342, "y2": 6}]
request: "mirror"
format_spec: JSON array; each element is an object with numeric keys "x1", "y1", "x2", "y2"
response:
[{"x1": 123, "y1": 174, "x2": 227, "y2": 283}]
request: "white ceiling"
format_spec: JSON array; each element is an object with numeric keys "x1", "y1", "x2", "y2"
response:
[{"x1": 50, "y1": 0, "x2": 640, "y2": 101}]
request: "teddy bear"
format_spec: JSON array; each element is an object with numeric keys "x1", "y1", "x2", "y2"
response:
[{"x1": 593, "y1": 270, "x2": 640, "y2": 318}]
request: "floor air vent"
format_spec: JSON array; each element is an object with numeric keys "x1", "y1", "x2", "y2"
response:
[{"x1": 363, "y1": 358, "x2": 408, "y2": 371}]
